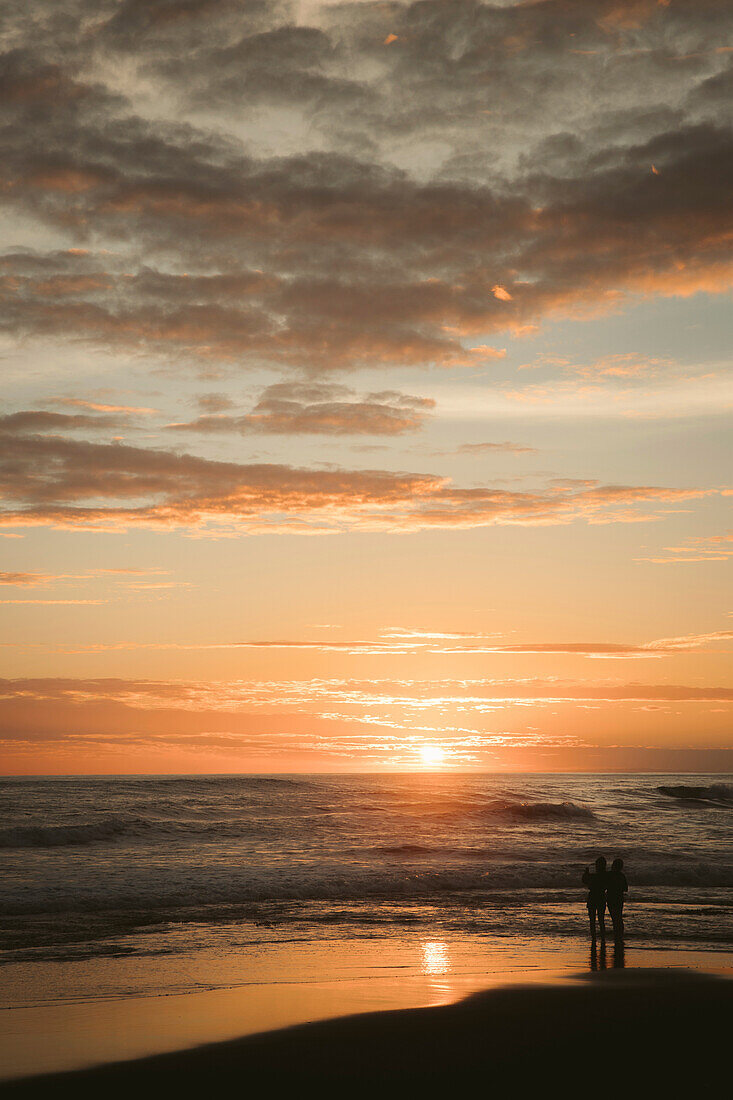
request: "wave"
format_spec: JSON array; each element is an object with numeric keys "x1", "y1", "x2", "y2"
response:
[
  {"x1": 4, "y1": 854, "x2": 733, "y2": 919},
  {"x1": 373, "y1": 797, "x2": 597, "y2": 822},
  {"x1": 486, "y1": 800, "x2": 596, "y2": 821},
  {"x1": 378, "y1": 844, "x2": 434, "y2": 855},
  {"x1": 0, "y1": 814, "x2": 325, "y2": 849},
  {"x1": 0, "y1": 797, "x2": 596, "y2": 850},
  {"x1": 657, "y1": 784, "x2": 733, "y2": 805},
  {"x1": 0, "y1": 818, "x2": 151, "y2": 848}
]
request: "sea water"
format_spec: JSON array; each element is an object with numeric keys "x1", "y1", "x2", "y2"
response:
[{"x1": 2, "y1": 772, "x2": 731, "y2": 980}]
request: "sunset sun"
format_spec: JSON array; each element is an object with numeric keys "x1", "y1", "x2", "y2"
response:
[{"x1": 418, "y1": 744, "x2": 447, "y2": 768}]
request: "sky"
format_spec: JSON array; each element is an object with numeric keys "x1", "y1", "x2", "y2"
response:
[{"x1": 0, "y1": 0, "x2": 731, "y2": 774}]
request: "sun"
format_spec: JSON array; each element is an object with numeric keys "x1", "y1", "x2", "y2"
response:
[{"x1": 418, "y1": 744, "x2": 447, "y2": 767}]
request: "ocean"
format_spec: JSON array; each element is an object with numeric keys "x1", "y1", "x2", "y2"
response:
[{"x1": 3, "y1": 772, "x2": 732, "y2": 984}]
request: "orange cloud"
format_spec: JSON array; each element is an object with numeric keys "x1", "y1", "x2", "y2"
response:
[
  {"x1": 53, "y1": 398, "x2": 159, "y2": 415},
  {"x1": 0, "y1": 676, "x2": 729, "y2": 774},
  {"x1": 9, "y1": 627, "x2": 729, "y2": 660},
  {"x1": 0, "y1": 572, "x2": 56, "y2": 586},
  {"x1": 0, "y1": 568, "x2": 171, "y2": 587},
  {"x1": 636, "y1": 533, "x2": 733, "y2": 563},
  {"x1": 0, "y1": 598, "x2": 104, "y2": 605},
  {"x1": 0, "y1": 428, "x2": 716, "y2": 535}
]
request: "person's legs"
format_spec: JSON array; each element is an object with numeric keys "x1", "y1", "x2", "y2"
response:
[
  {"x1": 608, "y1": 901, "x2": 618, "y2": 937},
  {"x1": 608, "y1": 900, "x2": 624, "y2": 940},
  {"x1": 597, "y1": 901, "x2": 606, "y2": 942},
  {"x1": 587, "y1": 903, "x2": 596, "y2": 941}
]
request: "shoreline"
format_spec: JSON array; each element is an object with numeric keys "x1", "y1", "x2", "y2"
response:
[
  {"x1": 2, "y1": 938, "x2": 732, "y2": 1085},
  {"x1": 4, "y1": 966, "x2": 731, "y2": 1097}
]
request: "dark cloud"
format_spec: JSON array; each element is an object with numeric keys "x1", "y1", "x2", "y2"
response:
[
  {"x1": 0, "y1": 424, "x2": 714, "y2": 534},
  {"x1": 0, "y1": 2, "x2": 730, "y2": 375},
  {"x1": 99, "y1": 0, "x2": 290, "y2": 53},
  {"x1": 2, "y1": 114, "x2": 730, "y2": 372},
  {"x1": 169, "y1": 382, "x2": 434, "y2": 435},
  {"x1": 194, "y1": 392, "x2": 236, "y2": 413},
  {"x1": 0, "y1": 410, "x2": 127, "y2": 433},
  {"x1": 158, "y1": 23, "x2": 371, "y2": 116}
]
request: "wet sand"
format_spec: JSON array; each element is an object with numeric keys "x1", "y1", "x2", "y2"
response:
[
  {"x1": 4, "y1": 966, "x2": 731, "y2": 1098},
  {"x1": 3, "y1": 934, "x2": 731, "y2": 1082}
]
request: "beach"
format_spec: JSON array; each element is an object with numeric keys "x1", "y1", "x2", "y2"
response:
[
  {"x1": 5, "y1": 965, "x2": 731, "y2": 1097},
  {"x1": 2, "y1": 935, "x2": 732, "y2": 1087},
  {"x1": 3, "y1": 774, "x2": 731, "y2": 1090}
]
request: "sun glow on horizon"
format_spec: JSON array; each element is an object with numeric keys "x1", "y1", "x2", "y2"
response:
[
  {"x1": 0, "y1": 0, "x2": 730, "y2": 779},
  {"x1": 418, "y1": 744, "x2": 448, "y2": 768}
]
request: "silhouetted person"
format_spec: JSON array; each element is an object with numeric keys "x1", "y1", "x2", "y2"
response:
[
  {"x1": 582, "y1": 855, "x2": 607, "y2": 942},
  {"x1": 607, "y1": 857, "x2": 628, "y2": 940}
]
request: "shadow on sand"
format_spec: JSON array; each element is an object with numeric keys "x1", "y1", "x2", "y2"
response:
[{"x1": 4, "y1": 969, "x2": 730, "y2": 1098}]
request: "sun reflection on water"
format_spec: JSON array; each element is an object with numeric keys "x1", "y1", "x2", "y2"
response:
[{"x1": 421, "y1": 940, "x2": 450, "y2": 975}]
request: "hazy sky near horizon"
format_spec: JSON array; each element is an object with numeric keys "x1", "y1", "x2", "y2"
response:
[{"x1": 1, "y1": 0, "x2": 731, "y2": 774}]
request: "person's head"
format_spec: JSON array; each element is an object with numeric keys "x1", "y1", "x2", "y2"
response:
[
  {"x1": 612, "y1": 858, "x2": 623, "y2": 872},
  {"x1": 595, "y1": 856, "x2": 607, "y2": 872}
]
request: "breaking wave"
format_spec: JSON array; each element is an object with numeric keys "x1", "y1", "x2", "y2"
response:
[
  {"x1": 657, "y1": 784, "x2": 733, "y2": 805},
  {"x1": 486, "y1": 799, "x2": 596, "y2": 821}
]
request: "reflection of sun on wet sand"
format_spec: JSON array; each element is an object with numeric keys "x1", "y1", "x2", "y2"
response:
[
  {"x1": 421, "y1": 940, "x2": 450, "y2": 974},
  {"x1": 5, "y1": 969, "x2": 731, "y2": 1097}
]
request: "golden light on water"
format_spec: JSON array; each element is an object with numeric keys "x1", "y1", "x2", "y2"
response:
[{"x1": 421, "y1": 941, "x2": 450, "y2": 976}]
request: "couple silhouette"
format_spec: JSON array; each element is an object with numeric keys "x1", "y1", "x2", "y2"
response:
[{"x1": 582, "y1": 856, "x2": 627, "y2": 943}]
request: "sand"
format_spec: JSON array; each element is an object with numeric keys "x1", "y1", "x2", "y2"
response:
[{"x1": 4, "y1": 967, "x2": 731, "y2": 1098}]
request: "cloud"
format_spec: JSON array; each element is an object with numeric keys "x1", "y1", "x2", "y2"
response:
[
  {"x1": 9, "y1": 626, "x2": 729, "y2": 660},
  {"x1": 0, "y1": 568, "x2": 170, "y2": 587},
  {"x1": 168, "y1": 382, "x2": 434, "y2": 435},
  {"x1": 637, "y1": 533, "x2": 733, "y2": 563},
  {"x1": 0, "y1": 1, "x2": 730, "y2": 376},
  {"x1": 0, "y1": 571, "x2": 57, "y2": 586},
  {"x1": 454, "y1": 441, "x2": 537, "y2": 455},
  {"x1": 0, "y1": 425, "x2": 715, "y2": 534},
  {"x1": 472, "y1": 630, "x2": 733, "y2": 659},
  {"x1": 0, "y1": 410, "x2": 128, "y2": 433},
  {"x1": 0, "y1": 599, "x2": 104, "y2": 605},
  {"x1": 51, "y1": 397, "x2": 158, "y2": 415},
  {"x1": 1, "y1": 675, "x2": 731, "y2": 710},
  {"x1": 2, "y1": 121, "x2": 730, "y2": 373},
  {"x1": 194, "y1": 392, "x2": 236, "y2": 413},
  {"x1": 519, "y1": 352, "x2": 679, "y2": 379},
  {"x1": 0, "y1": 675, "x2": 729, "y2": 772}
]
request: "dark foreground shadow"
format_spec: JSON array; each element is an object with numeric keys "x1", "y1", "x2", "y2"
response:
[{"x1": 4, "y1": 970, "x2": 730, "y2": 1099}]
